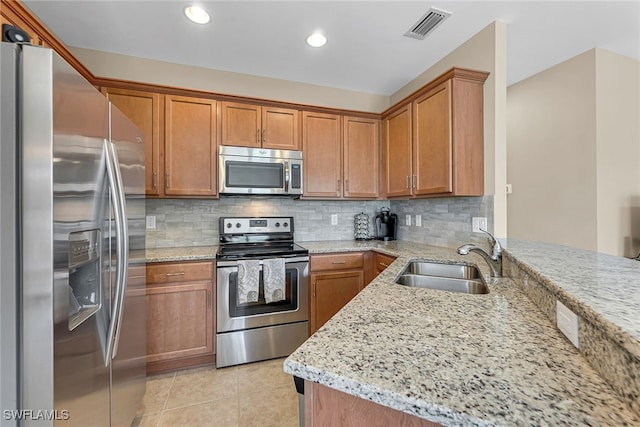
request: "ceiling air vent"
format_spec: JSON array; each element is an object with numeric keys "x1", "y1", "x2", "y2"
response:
[{"x1": 404, "y1": 7, "x2": 452, "y2": 40}]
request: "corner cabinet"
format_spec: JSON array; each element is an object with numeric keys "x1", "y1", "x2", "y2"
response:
[
  {"x1": 164, "y1": 95, "x2": 218, "y2": 197},
  {"x1": 309, "y1": 252, "x2": 365, "y2": 334},
  {"x1": 220, "y1": 101, "x2": 300, "y2": 150},
  {"x1": 102, "y1": 88, "x2": 164, "y2": 196},
  {"x1": 382, "y1": 68, "x2": 488, "y2": 198},
  {"x1": 146, "y1": 261, "x2": 215, "y2": 374}
]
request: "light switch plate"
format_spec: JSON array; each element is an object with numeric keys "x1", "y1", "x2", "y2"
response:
[
  {"x1": 331, "y1": 214, "x2": 338, "y2": 225},
  {"x1": 405, "y1": 214, "x2": 411, "y2": 226},
  {"x1": 415, "y1": 214, "x2": 422, "y2": 227},
  {"x1": 556, "y1": 300, "x2": 580, "y2": 348},
  {"x1": 146, "y1": 215, "x2": 156, "y2": 229}
]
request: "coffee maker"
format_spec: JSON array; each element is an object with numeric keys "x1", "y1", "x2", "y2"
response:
[{"x1": 375, "y1": 208, "x2": 397, "y2": 241}]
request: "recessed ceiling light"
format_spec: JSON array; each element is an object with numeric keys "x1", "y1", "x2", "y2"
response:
[
  {"x1": 306, "y1": 32, "x2": 327, "y2": 48},
  {"x1": 184, "y1": 5, "x2": 210, "y2": 24}
]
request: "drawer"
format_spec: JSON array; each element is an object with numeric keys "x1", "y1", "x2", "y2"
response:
[
  {"x1": 311, "y1": 252, "x2": 364, "y2": 272},
  {"x1": 146, "y1": 261, "x2": 214, "y2": 284},
  {"x1": 375, "y1": 252, "x2": 396, "y2": 272}
]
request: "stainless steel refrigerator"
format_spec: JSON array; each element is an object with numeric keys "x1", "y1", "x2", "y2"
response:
[{"x1": 0, "y1": 42, "x2": 146, "y2": 426}]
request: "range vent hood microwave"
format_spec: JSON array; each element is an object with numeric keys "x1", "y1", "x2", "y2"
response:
[{"x1": 219, "y1": 145, "x2": 303, "y2": 196}]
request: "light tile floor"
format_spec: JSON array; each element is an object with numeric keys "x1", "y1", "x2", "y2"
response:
[{"x1": 131, "y1": 358, "x2": 299, "y2": 427}]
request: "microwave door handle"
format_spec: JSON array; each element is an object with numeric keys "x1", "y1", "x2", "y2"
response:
[{"x1": 284, "y1": 161, "x2": 290, "y2": 192}]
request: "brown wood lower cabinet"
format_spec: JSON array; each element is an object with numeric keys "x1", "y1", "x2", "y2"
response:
[
  {"x1": 375, "y1": 252, "x2": 397, "y2": 276},
  {"x1": 146, "y1": 261, "x2": 215, "y2": 373},
  {"x1": 310, "y1": 252, "x2": 365, "y2": 334},
  {"x1": 305, "y1": 381, "x2": 442, "y2": 427}
]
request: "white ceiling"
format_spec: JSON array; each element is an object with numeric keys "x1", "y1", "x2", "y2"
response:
[{"x1": 22, "y1": 1, "x2": 640, "y2": 95}]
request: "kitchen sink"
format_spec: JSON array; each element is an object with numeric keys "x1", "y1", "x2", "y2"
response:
[{"x1": 395, "y1": 261, "x2": 489, "y2": 294}]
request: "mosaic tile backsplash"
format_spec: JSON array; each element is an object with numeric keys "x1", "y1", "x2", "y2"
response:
[{"x1": 145, "y1": 196, "x2": 494, "y2": 249}]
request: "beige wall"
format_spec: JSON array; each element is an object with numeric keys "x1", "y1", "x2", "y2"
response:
[
  {"x1": 595, "y1": 50, "x2": 640, "y2": 257},
  {"x1": 391, "y1": 21, "x2": 508, "y2": 238},
  {"x1": 71, "y1": 46, "x2": 390, "y2": 113},
  {"x1": 507, "y1": 48, "x2": 640, "y2": 256}
]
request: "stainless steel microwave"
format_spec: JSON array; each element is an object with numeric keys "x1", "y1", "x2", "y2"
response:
[{"x1": 219, "y1": 145, "x2": 303, "y2": 196}]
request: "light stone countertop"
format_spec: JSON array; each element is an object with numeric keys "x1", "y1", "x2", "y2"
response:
[
  {"x1": 145, "y1": 240, "x2": 640, "y2": 425},
  {"x1": 284, "y1": 240, "x2": 640, "y2": 426}
]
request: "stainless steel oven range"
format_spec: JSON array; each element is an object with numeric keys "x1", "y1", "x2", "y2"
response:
[{"x1": 216, "y1": 216, "x2": 309, "y2": 368}]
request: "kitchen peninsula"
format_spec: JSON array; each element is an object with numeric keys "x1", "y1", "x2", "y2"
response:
[{"x1": 282, "y1": 240, "x2": 640, "y2": 426}]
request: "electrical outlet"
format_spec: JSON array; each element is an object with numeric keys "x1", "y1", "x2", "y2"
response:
[
  {"x1": 331, "y1": 214, "x2": 338, "y2": 225},
  {"x1": 556, "y1": 300, "x2": 580, "y2": 348},
  {"x1": 472, "y1": 217, "x2": 487, "y2": 233},
  {"x1": 506, "y1": 184, "x2": 513, "y2": 194},
  {"x1": 145, "y1": 215, "x2": 156, "y2": 229},
  {"x1": 405, "y1": 214, "x2": 411, "y2": 226},
  {"x1": 415, "y1": 214, "x2": 422, "y2": 227}
]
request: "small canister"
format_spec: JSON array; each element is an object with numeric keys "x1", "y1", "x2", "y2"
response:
[{"x1": 354, "y1": 212, "x2": 371, "y2": 240}]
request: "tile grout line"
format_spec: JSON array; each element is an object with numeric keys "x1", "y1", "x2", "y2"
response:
[{"x1": 155, "y1": 371, "x2": 177, "y2": 427}]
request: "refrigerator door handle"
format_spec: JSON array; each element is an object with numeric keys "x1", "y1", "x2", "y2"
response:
[
  {"x1": 108, "y1": 139, "x2": 129, "y2": 359},
  {"x1": 103, "y1": 139, "x2": 125, "y2": 367}
]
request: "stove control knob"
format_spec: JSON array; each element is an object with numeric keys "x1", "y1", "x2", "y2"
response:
[
  {"x1": 283, "y1": 222, "x2": 289, "y2": 228},
  {"x1": 226, "y1": 222, "x2": 232, "y2": 228},
  {"x1": 275, "y1": 222, "x2": 280, "y2": 228},
  {"x1": 235, "y1": 223, "x2": 241, "y2": 228}
]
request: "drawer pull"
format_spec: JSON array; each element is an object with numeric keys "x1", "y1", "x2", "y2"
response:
[
  {"x1": 165, "y1": 272, "x2": 185, "y2": 277},
  {"x1": 331, "y1": 261, "x2": 347, "y2": 265},
  {"x1": 379, "y1": 262, "x2": 389, "y2": 267}
]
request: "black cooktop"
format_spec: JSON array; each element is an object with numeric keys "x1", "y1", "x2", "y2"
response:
[
  {"x1": 216, "y1": 242, "x2": 308, "y2": 260},
  {"x1": 217, "y1": 216, "x2": 307, "y2": 260}
]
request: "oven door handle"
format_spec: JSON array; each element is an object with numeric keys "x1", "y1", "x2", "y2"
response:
[{"x1": 216, "y1": 256, "x2": 309, "y2": 268}]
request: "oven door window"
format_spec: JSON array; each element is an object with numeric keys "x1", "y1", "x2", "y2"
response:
[
  {"x1": 226, "y1": 161, "x2": 284, "y2": 189},
  {"x1": 228, "y1": 267, "x2": 298, "y2": 317}
]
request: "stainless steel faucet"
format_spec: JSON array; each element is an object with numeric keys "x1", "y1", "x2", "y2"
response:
[{"x1": 457, "y1": 229, "x2": 503, "y2": 277}]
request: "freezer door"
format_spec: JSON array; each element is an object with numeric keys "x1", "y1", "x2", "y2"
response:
[
  {"x1": 108, "y1": 105, "x2": 146, "y2": 426},
  {"x1": 20, "y1": 45, "x2": 111, "y2": 426}
]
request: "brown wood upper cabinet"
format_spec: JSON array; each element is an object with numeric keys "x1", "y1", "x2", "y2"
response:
[
  {"x1": 102, "y1": 88, "x2": 164, "y2": 196},
  {"x1": 220, "y1": 101, "x2": 300, "y2": 150},
  {"x1": 164, "y1": 95, "x2": 218, "y2": 197},
  {"x1": 303, "y1": 112, "x2": 380, "y2": 199},
  {"x1": 382, "y1": 69, "x2": 488, "y2": 198}
]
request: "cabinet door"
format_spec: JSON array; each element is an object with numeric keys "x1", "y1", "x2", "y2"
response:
[
  {"x1": 310, "y1": 270, "x2": 363, "y2": 333},
  {"x1": 103, "y1": 88, "x2": 163, "y2": 196},
  {"x1": 302, "y1": 112, "x2": 342, "y2": 198},
  {"x1": 146, "y1": 281, "x2": 214, "y2": 363},
  {"x1": 343, "y1": 117, "x2": 379, "y2": 198},
  {"x1": 220, "y1": 101, "x2": 261, "y2": 148},
  {"x1": 375, "y1": 253, "x2": 396, "y2": 276},
  {"x1": 381, "y1": 104, "x2": 412, "y2": 198},
  {"x1": 262, "y1": 106, "x2": 300, "y2": 150},
  {"x1": 413, "y1": 80, "x2": 453, "y2": 195},
  {"x1": 164, "y1": 95, "x2": 217, "y2": 196}
]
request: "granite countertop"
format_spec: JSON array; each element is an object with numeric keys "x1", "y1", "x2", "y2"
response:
[
  {"x1": 283, "y1": 240, "x2": 640, "y2": 426},
  {"x1": 145, "y1": 246, "x2": 218, "y2": 263},
  {"x1": 144, "y1": 240, "x2": 640, "y2": 425}
]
